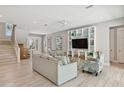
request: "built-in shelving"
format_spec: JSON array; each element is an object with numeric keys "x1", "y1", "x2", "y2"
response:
[{"x1": 67, "y1": 26, "x2": 96, "y2": 56}]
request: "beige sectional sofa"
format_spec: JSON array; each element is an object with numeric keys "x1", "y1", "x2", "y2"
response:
[{"x1": 32, "y1": 54, "x2": 77, "y2": 86}]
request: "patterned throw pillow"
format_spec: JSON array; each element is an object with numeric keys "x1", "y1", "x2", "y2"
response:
[
  {"x1": 58, "y1": 56, "x2": 71, "y2": 65},
  {"x1": 61, "y1": 56, "x2": 68, "y2": 65}
]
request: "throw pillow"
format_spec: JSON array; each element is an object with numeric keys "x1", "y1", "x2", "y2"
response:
[
  {"x1": 62, "y1": 56, "x2": 68, "y2": 65},
  {"x1": 66, "y1": 56, "x2": 70, "y2": 64},
  {"x1": 47, "y1": 56, "x2": 58, "y2": 61},
  {"x1": 58, "y1": 60, "x2": 63, "y2": 66},
  {"x1": 59, "y1": 56, "x2": 68, "y2": 65}
]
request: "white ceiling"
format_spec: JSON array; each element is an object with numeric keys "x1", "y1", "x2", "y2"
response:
[{"x1": 0, "y1": 5, "x2": 124, "y2": 34}]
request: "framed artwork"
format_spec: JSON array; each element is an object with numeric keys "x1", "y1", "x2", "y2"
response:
[
  {"x1": 76, "y1": 28, "x2": 82, "y2": 37},
  {"x1": 71, "y1": 30, "x2": 76, "y2": 37},
  {"x1": 5, "y1": 23, "x2": 13, "y2": 37},
  {"x1": 55, "y1": 36, "x2": 63, "y2": 50}
]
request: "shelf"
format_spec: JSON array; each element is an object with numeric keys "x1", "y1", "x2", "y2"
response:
[
  {"x1": 90, "y1": 38, "x2": 94, "y2": 40},
  {"x1": 68, "y1": 26, "x2": 95, "y2": 52}
]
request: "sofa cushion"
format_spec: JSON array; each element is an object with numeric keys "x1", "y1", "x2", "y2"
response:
[
  {"x1": 58, "y1": 56, "x2": 71, "y2": 65},
  {"x1": 87, "y1": 57, "x2": 97, "y2": 61},
  {"x1": 40, "y1": 54, "x2": 58, "y2": 62},
  {"x1": 58, "y1": 60, "x2": 63, "y2": 66}
]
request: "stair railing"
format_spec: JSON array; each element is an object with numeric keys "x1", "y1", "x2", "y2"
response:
[{"x1": 12, "y1": 25, "x2": 20, "y2": 63}]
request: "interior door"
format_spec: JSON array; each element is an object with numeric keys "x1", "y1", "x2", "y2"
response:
[
  {"x1": 117, "y1": 27, "x2": 124, "y2": 63},
  {"x1": 110, "y1": 29, "x2": 115, "y2": 62},
  {"x1": 31, "y1": 37, "x2": 41, "y2": 54}
]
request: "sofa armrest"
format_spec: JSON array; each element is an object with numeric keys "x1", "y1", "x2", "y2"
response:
[{"x1": 57, "y1": 62, "x2": 77, "y2": 85}]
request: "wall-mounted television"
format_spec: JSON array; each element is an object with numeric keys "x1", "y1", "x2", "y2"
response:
[{"x1": 72, "y1": 38, "x2": 88, "y2": 49}]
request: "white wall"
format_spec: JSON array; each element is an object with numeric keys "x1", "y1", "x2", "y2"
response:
[
  {"x1": 0, "y1": 23, "x2": 5, "y2": 40},
  {"x1": 15, "y1": 28, "x2": 29, "y2": 46},
  {"x1": 95, "y1": 18, "x2": 124, "y2": 65},
  {"x1": 15, "y1": 28, "x2": 46, "y2": 47},
  {"x1": 47, "y1": 31, "x2": 68, "y2": 52}
]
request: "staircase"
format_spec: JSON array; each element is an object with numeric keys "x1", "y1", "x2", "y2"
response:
[{"x1": 0, "y1": 42, "x2": 17, "y2": 64}]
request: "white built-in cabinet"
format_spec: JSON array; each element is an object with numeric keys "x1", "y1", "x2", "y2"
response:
[{"x1": 67, "y1": 26, "x2": 96, "y2": 56}]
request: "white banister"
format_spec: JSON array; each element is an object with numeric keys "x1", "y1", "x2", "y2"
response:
[
  {"x1": 12, "y1": 25, "x2": 20, "y2": 63},
  {"x1": 14, "y1": 40, "x2": 20, "y2": 63}
]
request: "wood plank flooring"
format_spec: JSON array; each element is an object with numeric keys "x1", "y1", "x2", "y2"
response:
[{"x1": 0, "y1": 60, "x2": 124, "y2": 87}]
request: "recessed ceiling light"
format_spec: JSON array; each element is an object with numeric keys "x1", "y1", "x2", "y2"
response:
[
  {"x1": 33, "y1": 21, "x2": 37, "y2": 24},
  {"x1": 99, "y1": 16, "x2": 104, "y2": 19},
  {"x1": 58, "y1": 20, "x2": 68, "y2": 26}
]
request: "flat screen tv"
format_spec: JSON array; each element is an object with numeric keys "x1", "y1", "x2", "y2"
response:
[{"x1": 72, "y1": 38, "x2": 88, "y2": 49}]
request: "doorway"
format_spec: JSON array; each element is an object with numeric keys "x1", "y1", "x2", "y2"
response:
[
  {"x1": 110, "y1": 26, "x2": 124, "y2": 64},
  {"x1": 30, "y1": 36, "x2": 42, "y2": 55}
]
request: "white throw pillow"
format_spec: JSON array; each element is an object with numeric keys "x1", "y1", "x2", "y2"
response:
[
  {"x1": 58, "y1": 60, "x2": 63, "y2": 66},
  {"x1": 47, "y1": 56, "x2": 58, "y2": 61},
  {"x1": 66, "y1": 56, "x2": 70, "y2": 64},
  {"x1": 58, "y1": 56, "x2": 67, "y2": 65}
]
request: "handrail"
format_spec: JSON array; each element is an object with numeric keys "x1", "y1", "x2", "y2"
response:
[
  {"x1": 14, "y1": 37, "x2": 20, "y2": 63},
  {"x1": 12, "y1": 25, "x2": 20, "y2": 63}
]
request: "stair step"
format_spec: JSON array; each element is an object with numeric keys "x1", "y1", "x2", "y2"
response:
[
  {"x1": 0, "y1": 40, "x2": 12, "y2": 45},
  {"x1": 0, "y1": 61, "x2": 17, "y2": 64},
  {"x1": 0, "y1": 47, "x2": 13, "y2": 48},
  {"x1": 0, "y1": 58, "x2": 17, "y2": 62},
  {"x1": 0, "y1": 48, "x2": 14, "y2": 49},
  {"x1": 0, "y1": 54, "x2": 16, "y2": 58},
  {"x1": 0, "y1": 49, "x2": 14, "y2": 51},
  {"x1": 0, "y1": 52, "x2": 15, "y2": 55},
  {"x1": 0, "y1": 44, "x2": 17, "y2": 64},
  {"x1": 0, "y1": 54, "x2": 15, "y2": 57},
  {"x1": 0, "y1": 47, "x2": 14, "y2": 49},
  {"x1": 0, "y1": 62, "x2": 17, "y2": 65},
  {"x1": 0, "y1": 59, "x2": 17, "y2": 63},
  {"x1": 0, "y1": 51, "x2": 15, "y2": 53},
  {"x1": 0, "y1": 45, "x2": 13, "y2": 47},
  {"x1": 0, "y1": 48, "x2": 14, "y2": 50},
  {"x1": 0, "y1": 54, "x2": 15, "y2": 56},
  {"x1": 0, "y1": 56, "x2": 16, "y2": 60},
  {"x1": 0, "y1": 49, "x2": 13, "y2": 50},
  {"x1": 0, "y1": 48, "x2": 13, "y2": 50},
  {"x1": 0, "y1": 57, "x2": 16, "y2": 60}
]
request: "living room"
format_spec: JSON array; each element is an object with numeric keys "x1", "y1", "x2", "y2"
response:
[{"x1": 0, "y1": 5, "x2": 124, "y2": 88}]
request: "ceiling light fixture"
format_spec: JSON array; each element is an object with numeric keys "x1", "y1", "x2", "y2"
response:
[
  {"x1": 58, "y1": 20, "x2": 68, "y2": 26},
  {"x1": 44, "y1": 24, "x2": 48, "y2": 27},
  {"x1": 85, "y1": 5, "x2": 94, "y2": 9}
]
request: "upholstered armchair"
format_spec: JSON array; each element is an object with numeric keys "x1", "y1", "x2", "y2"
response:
[{"x1": 82, "y1": 52, "x2": 104, "y2": 76}]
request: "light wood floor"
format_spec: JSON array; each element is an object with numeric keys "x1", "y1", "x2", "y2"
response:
[{"x1": 0, "y1": 60, "x2": 124, "y2": 87}]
